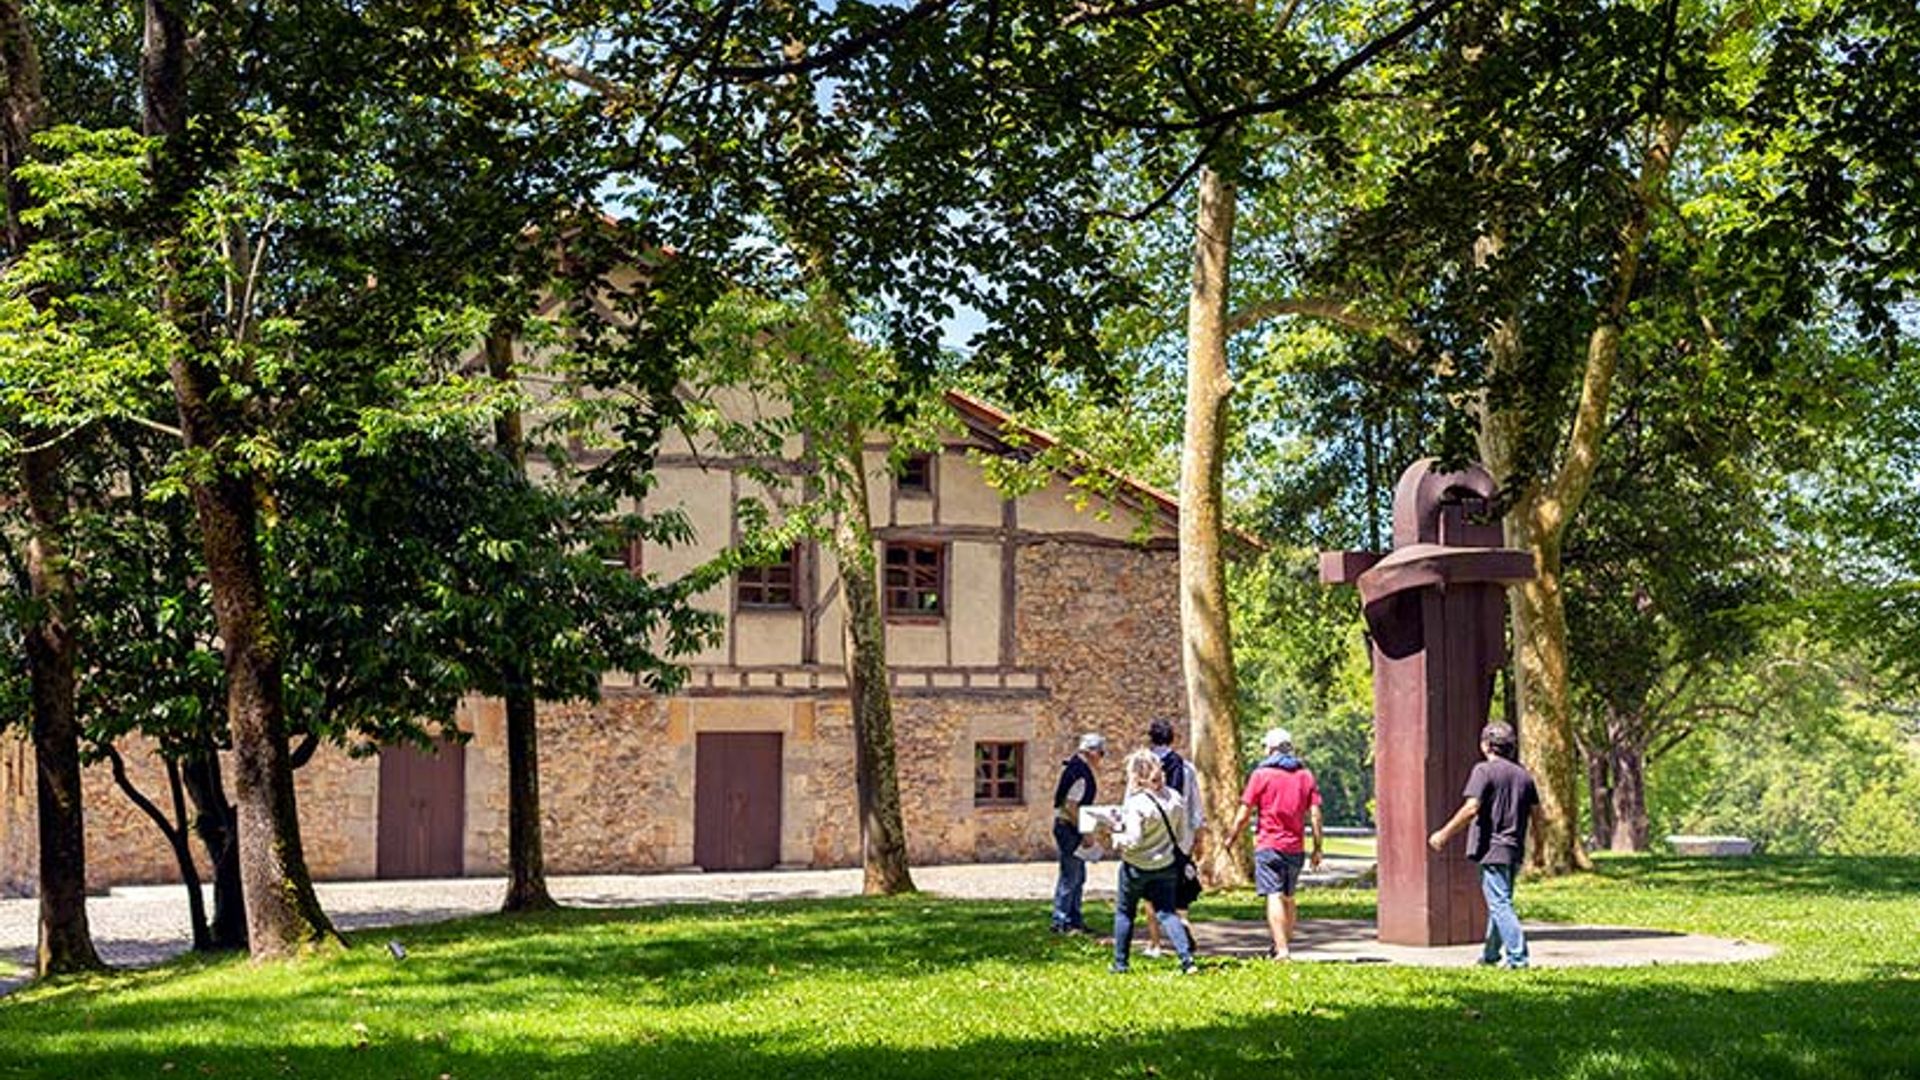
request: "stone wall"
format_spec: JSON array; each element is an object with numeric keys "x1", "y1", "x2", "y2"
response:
[
  {"x1": 294, "y1": 745, "x2": 379, "y2": 880},
  {"x1": 1016, "y1": 540, "x2": 1188, "y2": 750},
  {"x1": 541, "y1": 694, "x2": 680, "y2": 873},
  {"x1": 1011, "y1": 540, "x2": 1189, "y2": 840},
  {"x1": 0, "y1": 734, "x2": 37, "y2": 897},
  {"x1": 0, "y1": 731, "x2": 380, "y2": 895}
]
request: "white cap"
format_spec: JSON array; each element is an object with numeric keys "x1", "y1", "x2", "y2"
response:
[
  {"x1": 1078, "y1": 733, "x2": 1107, "y2": 753},
  {"x1": 1262, "y1": 728, "x2": 1293, "y2": 751}
]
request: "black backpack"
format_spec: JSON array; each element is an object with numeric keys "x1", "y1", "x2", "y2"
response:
[{"x1": 1160, "y1": 749, "x2": 1188, "y2": 796}]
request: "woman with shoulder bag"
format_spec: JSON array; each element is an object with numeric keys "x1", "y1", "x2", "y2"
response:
[{"x1": 1107, "y1": 749, "x2": 1198, "y2": 974}]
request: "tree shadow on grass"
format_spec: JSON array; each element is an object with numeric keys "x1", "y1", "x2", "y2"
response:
[
  {"x1": 7, "y1": 859, "x2": 1918, "y2": 1080},
  {"x1": 2, "y1": 965, "x2": 1915, "y2": 1080}
]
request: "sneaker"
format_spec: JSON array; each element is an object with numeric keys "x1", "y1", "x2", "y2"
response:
[
  {"x1": 1142, "y1": 945, "x2": 1163, "y2": 958},
  {"x1": 1501, "y1": 959, "x2": 1530, "y2": 970},
  {"x1": 1109, "y1": 962, "x2": 1130, "y2": 974},
  {"x1": 1180, "y1": 960, "x2": 1199, "y2": 975}
]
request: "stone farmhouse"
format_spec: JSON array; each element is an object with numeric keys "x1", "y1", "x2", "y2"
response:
[{"x1": 1, "y1": 389, "x2": 1189, "y2": 892}]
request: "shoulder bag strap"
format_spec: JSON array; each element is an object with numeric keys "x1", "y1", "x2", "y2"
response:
[{"x1": 1149, "y1": 794, "x2": 1188, "y2": 859}]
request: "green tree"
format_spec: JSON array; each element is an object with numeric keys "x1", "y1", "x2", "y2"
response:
[
  {"x1": 1, "y1": 0, "x2": 104, "y2": 976},
  {"x1": 1250, "y1": 0, "x2": 1796, "y2": 873},
  {"x1": 7, "y1": 0, "x2": 651, "y2": 959},
  {"x1": 1661, "y1": 637, "x2": 1920, "y2": 855},
  {"x1": 684, "y1": 288, "x2": 940, "y2": 894}
]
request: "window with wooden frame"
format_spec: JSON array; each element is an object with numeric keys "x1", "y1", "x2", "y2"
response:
[
  {"x1": 974, "y1": 742, "x2": 1025, "y2": 806},
  {"x1": 736, "y1": 545, "x2": 801, "y2": 610},
  {"x1": 898, "y1": 453, "x2": 934, "y2": 496},
  {"x1": 883, "y1": 541, "x2": 944, "y2": 618},
  {"x1": 603, "y1": 536, "x2": 642, "y2": 575}
]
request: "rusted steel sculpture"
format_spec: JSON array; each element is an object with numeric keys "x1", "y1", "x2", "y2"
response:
[{"x1": 1321, "y1": 460, "x2": 1536, "y2": 946}]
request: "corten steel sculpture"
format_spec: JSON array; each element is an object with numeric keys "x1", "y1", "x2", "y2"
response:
[{"x1": 1320, "y1": 460, "x2": 1535, "y2": 946}]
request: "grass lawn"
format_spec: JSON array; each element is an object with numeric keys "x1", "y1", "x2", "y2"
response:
[
  {"x1": 3, "y1": 856, "x2": 1916, "y2": 1079},
  {"x1": 1319, "y1": 835, "x2": 1377, "y2": 860}
]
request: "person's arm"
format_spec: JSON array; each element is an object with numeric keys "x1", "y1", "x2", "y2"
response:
[
  {"x1": 1225, "y1": 802, "x2": 1253, "y2": 846},
  {"x1": 1309, "y1": 804, "x2": 1325, "y2": 870},
  {"x1": 1428, "y1": 798, "x2": 1480, "y2": 851},
  {"x1": 1110, "y1": 796, "x2": 1143, "y2": 849},
  {"x1": 1061, "y1": 775, "x2": 1088, "y2": 825}
]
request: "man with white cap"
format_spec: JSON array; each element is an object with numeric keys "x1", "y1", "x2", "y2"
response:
[
  {"x1": 1225, "y1": 728, "x2": 1323, "y2": 959},
  {"x1": 1050, "y1": 732, "x2": 1106, "y2": 933}
]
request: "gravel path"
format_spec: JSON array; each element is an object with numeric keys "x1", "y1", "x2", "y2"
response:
[{"x1": 0, "y1": 857, "x2": 1370, "y2": 995}]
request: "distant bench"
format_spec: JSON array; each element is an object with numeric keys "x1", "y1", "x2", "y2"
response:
[{"x1": 1666, "y1": 835, "x2": 1755, "y2": 857}]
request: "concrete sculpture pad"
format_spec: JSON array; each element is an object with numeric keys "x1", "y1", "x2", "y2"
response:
[{"x1": 1190, "y1": 918, "x2": 1777, "y2": 968}]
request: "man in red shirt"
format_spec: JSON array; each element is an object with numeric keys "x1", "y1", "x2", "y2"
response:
[{"x1": 1225, "y1": 728, "x2": 1324, "y2": 959}]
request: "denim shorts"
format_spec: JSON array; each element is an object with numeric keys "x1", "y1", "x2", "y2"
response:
[{"x1": 1254, "y1": 849, "x2": 1307, "y2": 896}]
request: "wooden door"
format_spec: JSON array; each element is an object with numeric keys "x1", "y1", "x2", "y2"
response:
[
  {"x1": 377, "y1": 740, "x2": 466, "y2": 879},
  {"x1": 694, "y1": 733, "x2": 783, "y2": 871}
]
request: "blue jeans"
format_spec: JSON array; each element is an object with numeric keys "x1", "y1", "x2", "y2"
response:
[
  {"x1": 1052, "y1": 820, "x2": 1087, "y2": 930},
  {"x1": 1480, "y1": 861, "x2": 1528, "y2": 967},
  {"x1": 1113, "y1": 862, "x2": 1193, "y2": 969}
]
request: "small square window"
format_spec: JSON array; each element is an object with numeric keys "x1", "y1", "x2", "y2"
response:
[
  {"x1": 883, "y1": 542, "x2": 944, "y2": 618},
  {"x1": 604, "y1": 537, "x2": 641, "y2": 575},
  {"x1": 737, "y1": 545, "x2": 801, "y2": 609},
  {"x1": 898, "y1": 454, "x2": 934, "y2": 496},
  {"x1": 974, "y1": 742, "x2": 1025, "y2": 806}
]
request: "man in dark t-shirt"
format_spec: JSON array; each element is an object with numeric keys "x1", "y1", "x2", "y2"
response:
[{"x1": 1428, "y1": 722, "x2": 1541, "y2": 968}]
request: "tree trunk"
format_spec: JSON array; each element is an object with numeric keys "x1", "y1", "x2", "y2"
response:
[
  {"x1": 167, "y1": 358, "x2": 339, "y2": 958},
  {"x1": 500, "y1": 690, "x2": 556, "y2": 911},
  {"x1": 1, "y1": 0, "x2": 42, "y2": 256},
  {"x1": 105, "y1": 748, "x2": 211, "y2": 951},
  {"x1": 1607, "y1": 737, "x2": 1650, "y2": 853},
  {"x1": 486, "y1": 330, "x2": 558, "y2": 914},
  {"x1": 1503, "y1": 513, "x2": 1589, "y2": 875},
  {"x1": 20, "y1": 446, "x2": 105, "y2": 977},
  {"x1": 163, "y1": 761, "x2": 212, "y2": 949},
  {"x1": 5, "y1": 0, "x2": 103, "y2": 979},
  {"x1": 145, "y1": 0, "x2": 335, "y2": 959},
  {"x1": 1583, "y1": 741, "x2": 1614, "y2": 852},
  {"x1": 1179, "y1": 166, "x2": 1250, "y2": 888},
  {"x1": 179, "y1": 742, "x2": 246, "y2": 949},
  {"x1": 1484, "y1": 119, "x2": 1679, "y2": 876},
  {"x1": 834, "y1": 425, "x2": 914, "y2": 895}
]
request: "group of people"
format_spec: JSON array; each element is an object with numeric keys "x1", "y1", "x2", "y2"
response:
[
  {"x1": 1050, "y1": 721, "x2": 1328, "y2": 973},
  {"x1": 1051, "y1": 719, "x2": 1539, "y2": 972}
]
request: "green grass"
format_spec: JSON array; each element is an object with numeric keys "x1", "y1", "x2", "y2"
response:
[
  {"x1": 1320, "y1": 834, "x2": 1377, "y2": 859},
  {"x1": 3, "y1": 856, "x2": 1917, "y2": 1079}
]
